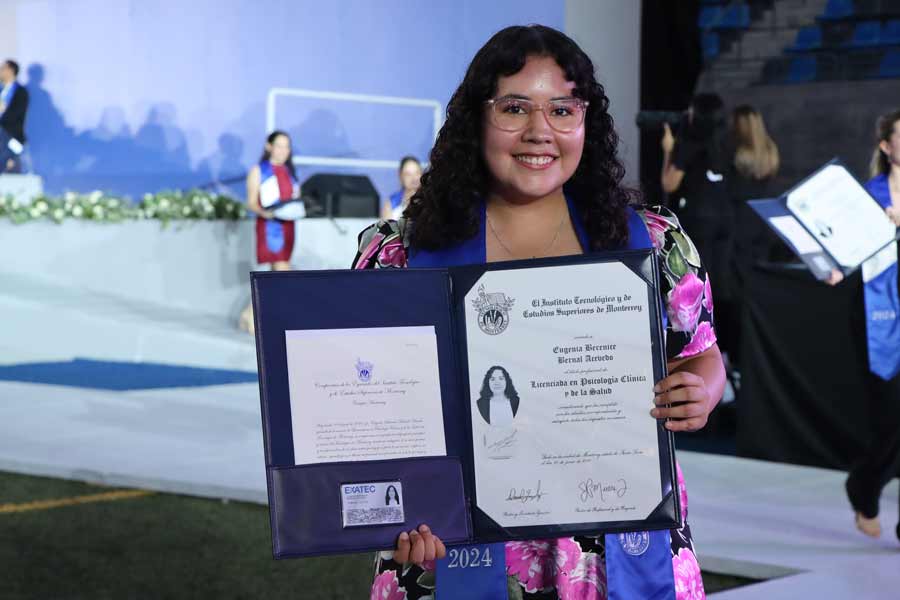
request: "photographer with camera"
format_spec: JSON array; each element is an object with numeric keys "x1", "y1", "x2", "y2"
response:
[{"x1": 659, "y1": 93, "x2": 736, "y2": 356}]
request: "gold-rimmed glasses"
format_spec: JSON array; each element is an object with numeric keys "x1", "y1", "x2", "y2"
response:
[{"x1": 485, "y1": 96, "x2": 589, "y2": 133}]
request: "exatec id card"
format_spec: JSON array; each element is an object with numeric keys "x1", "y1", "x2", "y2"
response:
[{"x1": 340, "y1": 480, "x2": 405, "y2": 528}]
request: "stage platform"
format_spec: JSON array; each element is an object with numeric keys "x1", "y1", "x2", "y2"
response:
[{"x1": 1, "y1": 373, "x2": 897, "y2": 598}]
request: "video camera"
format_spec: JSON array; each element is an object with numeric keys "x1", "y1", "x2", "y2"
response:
[{"x1": 635, "y1": 110, "x2": 685, "y2": 131}]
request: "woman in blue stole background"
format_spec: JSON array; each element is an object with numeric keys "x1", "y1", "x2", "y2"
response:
[
  {"x1": 354, "y1": 25, "x2": 725, "y2": 600},
  {"x1": 238, "y1": 130, "x2": 300, "y2": 333},
  {"x1": 845, "y1": 109, "x2": 900, "y2": 541},
  {"x1": 381, "y1": 156, "x2": 423, "y2": 220},
  {"x1": 247, "y1": 130, "x2": 300, "y2": 270}
]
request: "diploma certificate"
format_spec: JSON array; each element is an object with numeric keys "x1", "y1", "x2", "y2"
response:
[
  {"x1": 285, "y1": 326, "x2": 446, "y2": 465},
  {"x1": 785, "y1": 164, "x2": 895, "y2": 269},
  {"x1": 465, "y1": 261, "x2": 662, "y2": 528}
]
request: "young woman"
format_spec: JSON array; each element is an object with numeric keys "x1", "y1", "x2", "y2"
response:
[
  {"x1": 248, "y1": 130, "x2": 300, "y2": 270},
  {"x1": 476, "y1": 366, "x2": 520, "y2": 427},
  {"x1": 354, "y1": 25, "x2": 725, "y2": 599},
  {"x1": 726, "y1": 105, "x2": 781, "y2": 368},
  {"x1": 731, "y1": 105, "x2": 779, "y2": 186},
  {"x1": 845, "y1": 109, "x2": 900, "y2": 541},
  {"x1": 238, "y1": 130, "x2": 300, "y2": 333},
  {"x1": 381, "y1": 156, "x2": 423, "y2": 219}
]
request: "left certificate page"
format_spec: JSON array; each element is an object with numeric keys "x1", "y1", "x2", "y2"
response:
[{"x1": 285, "y1": 326, "x2": 447, "y2": 465}]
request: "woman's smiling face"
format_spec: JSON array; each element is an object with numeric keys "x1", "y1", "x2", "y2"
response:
[{"x1": 482, "y1": 55, "x2": 585, "y2": 203}]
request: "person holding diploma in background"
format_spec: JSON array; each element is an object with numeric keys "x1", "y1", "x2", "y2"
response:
[
  {"x1": 238, "y1": 130, "x2": 300, "y2": 334},
  {"x1": 843, "y1": 109, "x2": 900, "y2": 542},
  {"x1": 353, "y1": 25, "x2": 725, "y2": 599}
]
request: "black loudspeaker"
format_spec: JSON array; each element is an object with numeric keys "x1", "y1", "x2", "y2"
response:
[{"x1": 300, "y1": 173, "x2": 379, "y2": 218}]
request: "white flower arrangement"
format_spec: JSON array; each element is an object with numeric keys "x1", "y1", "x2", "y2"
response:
[{"x1": 0, "y1": 190, "x2": 248, "y2": 225}]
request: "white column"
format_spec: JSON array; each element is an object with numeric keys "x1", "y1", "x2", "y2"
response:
[{"x1": 564, "y1": 0, "x2": 642, "y2": 186}]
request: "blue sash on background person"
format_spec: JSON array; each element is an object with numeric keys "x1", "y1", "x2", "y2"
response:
[
  {"x1": 411, "y1": 197, "x2": 676, "y2": 599},
  {"x1": 389, "y1": 190, "x2": 404, "y2": 211},
  {"x1": 863, "y1": 175, "x2": 900, "y2": 381},
  {"x1": 0, "y1": 81, "x2": 17, "y2": 116},
  {"x1": 388, "y1": 190, "x2": 406, "y2": 219},
  {"x1": 258, "y1": 160, "x2": 298, "y2": 253}
]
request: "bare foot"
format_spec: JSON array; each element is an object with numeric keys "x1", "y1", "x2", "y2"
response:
[{"x1": 855, "y1": 512, "x2": 881, "y2": 538}]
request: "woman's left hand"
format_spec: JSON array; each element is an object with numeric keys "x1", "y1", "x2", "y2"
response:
[
  {"x1": 651, "y1": 371, "x2": 712, "y2": 432},
  {"x1": 393, "y1": 524, "x2": 446, "y2": 565}
]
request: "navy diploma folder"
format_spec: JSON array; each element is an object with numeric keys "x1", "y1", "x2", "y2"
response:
[{"x1": 251, "y1": 250, "x2": 680, "y2": 559}]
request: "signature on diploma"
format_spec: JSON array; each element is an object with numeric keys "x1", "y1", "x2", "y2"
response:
[
  {"x1": 487, "y1": 429, "x2": 518, "y2": 451},
  {"x1": 505, "y1": 480, "x2": 547, "y2": 504},
  {"x1": 578, "y1": 477, "x2": 628, "y2": 503}
]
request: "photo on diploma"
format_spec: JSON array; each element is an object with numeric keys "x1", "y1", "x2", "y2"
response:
[{"x1": 474, "y1": 364, "x2": 522, "y2": 460}]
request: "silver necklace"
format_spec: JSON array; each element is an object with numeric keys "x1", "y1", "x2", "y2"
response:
[{"x1": 487, "y1": 209, "x2": 566, "y2": 259}]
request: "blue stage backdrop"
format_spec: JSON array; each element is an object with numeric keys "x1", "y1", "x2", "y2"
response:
[{"x1": 4, "y1": 0, "x2": 563, "y2": 201}]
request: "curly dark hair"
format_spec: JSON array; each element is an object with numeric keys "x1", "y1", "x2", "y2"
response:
[{"x1": 406, "y1": 24, "x2": 634, "y2": 251}]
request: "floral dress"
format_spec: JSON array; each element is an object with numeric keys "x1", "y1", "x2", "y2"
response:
[{"x1": 353, "y1": 206, "x2": 715, "y2": 600}]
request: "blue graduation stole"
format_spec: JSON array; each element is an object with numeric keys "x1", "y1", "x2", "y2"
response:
[
  {"x1": 436, "y1": 543, "x2": 508, "y2": 600},
  {"x1": 411, "y1": 198, "x2": 675, "y2": 599},
  {"x1": 259, "y1": 160, "x2": 298, "y2": 253},
  {"x1": 863, "y1": 175, "x2": 900, "y2": 381}
]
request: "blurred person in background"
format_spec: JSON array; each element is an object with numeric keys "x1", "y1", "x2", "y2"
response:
[
  {"x1": 381, "y1": 155, "x2": 422, "y2": 219},
  {"x1": 238, "y1": 130, "x2": 300, "y2": 333},
  {"x1": 0, "y1": 59, "x2": 29, "y2": 173},
  {"x1": 661, "y1": 93, "x2": 735, "y2": 360},
  {"x1": 725, "y1": 105, "x2": 780, "y2": 374},
  {"x1": 844, "y1": 108, "x2": 900, "y2": 542}
]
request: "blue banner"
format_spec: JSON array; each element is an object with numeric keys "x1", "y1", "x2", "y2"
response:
[{"x1": 436, "y1": 542, "x2": 507, "y2": 600}]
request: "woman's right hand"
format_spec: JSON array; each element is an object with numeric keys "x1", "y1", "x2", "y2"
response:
[
  {"x1": 393, "y1": 524, "x2": 446, "y2": 564},
  {"x1": 261, "y1": 209, "x2": 275, "y2": 220}
]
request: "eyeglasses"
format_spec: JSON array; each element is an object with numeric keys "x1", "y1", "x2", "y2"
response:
[{"x1": 485, "y1": 96, "x2": 589, "y2": 133}]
